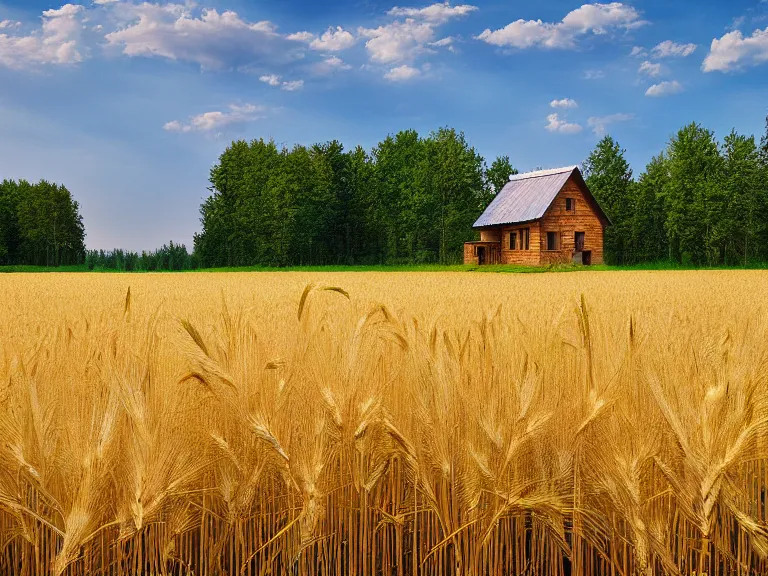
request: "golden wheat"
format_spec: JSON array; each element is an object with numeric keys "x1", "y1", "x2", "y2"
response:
[{"x1": 0, "y1": 271, "x2": 767, "y2": 576}]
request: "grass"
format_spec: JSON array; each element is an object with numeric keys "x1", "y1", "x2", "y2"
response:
[
  {"x1": 0, "y1": 271, "x2": 766, "y2": 576},
  {"x1": 4, "y1": 260, "x2": 768, "y2": 274}
]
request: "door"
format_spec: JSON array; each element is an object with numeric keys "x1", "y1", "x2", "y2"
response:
[
  {"x1": 575, "y1": 232, "x2": 585, "y2": 252},
  {"x1": 582, "y1": 251, "x2": 592, "y2": 265},
  {"x1": 477, "y1": 246, "x2": 486, "y2": 265}
]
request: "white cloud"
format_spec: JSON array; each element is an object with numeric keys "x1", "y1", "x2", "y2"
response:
[
  {"x1": 652, "y1": 40, "x2": 697, "y2": 58},
  {"x1": 550, "y1": 98, "x2": 578, "y2": 108},
  {"x1": 587, "y1": 113, "x2": 633, "y2": 135},
  {"x1": 359, "y1": 19, "x2": 435, "y2": 63},
  {"x1": 645, "y1": 80, "x2": 683, "y2": 97},
  {"x1": 430, "y1": 36, "x2": 454, "y2": 47},
  {"x1": 477, "y1": 2, "x2": 645, "y2": 50},
  {"x1": 93, "y1": 0, "x2": 119, "y2": 4},
  {"x1": 164, "y1": 103, "x2": 265, "y2": 133},
  {"x1": 0, "y1": 3, "x2": 86, "y2": 69},
  {"x1": 545, "y1": 113, "x2": 583, "y2": 134},
  {"x1": 702, "y1": 27, "x2": 768, "y2": 72},
  {"x1": 582, "y1": 69, "x2": 605, "y2": 79},
  {"x1": 308, "y1": 26, "x2": 355, "y2": 51},
  {"x1": 561, "y1": 2, "x2": 646, "y2": 33},
  {"x1": 638, "y1": 60, "x2": 663, "y2": 76},
  {"x1": 105, "y1": 5, "x2": 294, "y2": 70},
  {"x1": 260, "y1": 74, "x2": 304, "y2": 90},
  {"x1": 359, "y1": 2, "x2": 476, "y2": 66},
  {"x1": 630, "y1": 45, "x2": 646, "y2": 57},
  {"x1": 259, "y1": 73, "x2": 281, "y2": 86},
  {"x1": 0, "y1": 20, "x2": 22, "y2": 29},
  {"x1": 384, "y1": 64, "x2": 421, "y2": 81},
  {"x1": 312, "y1": 55, "x2": 352, "y2": 74},
  {"x1": 477, "y1": 20, "x2": 567, "y2": 49},
  {"x1": 281, "y1": 79, "x2": 304, "y2": 91},
  {"x1": 388, "y1": 3, "x2": 478, "y2": 24},
  {"x1": 286, "y1": 31, "x2": 315, "y2": 42}
]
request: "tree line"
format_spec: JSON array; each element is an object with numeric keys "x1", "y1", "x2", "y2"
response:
[
  {"x1": 3, "y1": 118, "x2": 768, "y2": 269},
  {"x1": 194, "y1": 128, "x2": 515, "y2": 267},
  {"x1": 585, "y1": 118, "x2": 768, "y2": 266},
  {"x1": 84, "y1": 243, "x2": 197, "y2": 271},
  {"x1": 0, "y1": 179, "x2": 86, "y2": 266}
]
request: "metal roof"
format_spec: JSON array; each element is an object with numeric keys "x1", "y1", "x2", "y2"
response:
[{"x1": 474, "y1": 166, "x2": 579, "y2": 228}]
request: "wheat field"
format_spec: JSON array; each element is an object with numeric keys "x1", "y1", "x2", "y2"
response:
[{"x1": 0, "y1": 271, "x2": 767, "y2": 576}]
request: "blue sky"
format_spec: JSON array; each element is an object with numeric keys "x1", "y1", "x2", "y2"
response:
[{"x1": 1, "y1": 1, "x2": 767, "y2": 251}]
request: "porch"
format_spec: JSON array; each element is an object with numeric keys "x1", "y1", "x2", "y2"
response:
[{"x1": 464, "y1": 241, "x2": 502, "y2": 265}]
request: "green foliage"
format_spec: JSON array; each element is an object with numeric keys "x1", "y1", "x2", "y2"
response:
[
  {"x1": 195, "y1": 128, "x2": 491, "y2": 266},
  {"x1": 586, "y1": 120, "x2": 768, "y2": 268},
  {"x1": 84, "y1": 241, "x2": 197, "y2": 271},
  {"x1": 0, "y1": 179, "x2": 85, "y2": 266},
  {"x1": 485, "y1": 155, "x2": 518, "y2": 196},
  {"x1": 583, "y1": 135, "x2": 634, "y2": 264},
  {"x1": 631, "y1": 154, "x2": 669, "y2": 263}
]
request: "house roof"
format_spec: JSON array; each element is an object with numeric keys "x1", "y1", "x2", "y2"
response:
[{"x1": 473, "y1": 165, "x2": 610, "y2": 228}]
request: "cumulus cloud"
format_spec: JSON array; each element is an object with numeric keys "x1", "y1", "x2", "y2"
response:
[
  {"x1": 0, "y1": 20, "x2": 22, "y2": 29},
  {"x1": 638, "y1": 60, "x2": 663, "y2": 76},
  {"x1": 359, "y1": 2, "x2": 477, "y2": 66},
  {"x1": 550, "y1": 98, "x2": 578, "y2": 108},
  {"x1": 93, "y1": 0, "x2": 119, "y2": 4},
  {"x1": 164, "y1": 103, "x2": 265, "y2": 133},
  {"x1": 652, "y1": 40, "x2": 697, "y2": 58},
  {"x1": 0, "y1": 3, "x2": 86, "y2": 69},
  {"x1": 359, "y1": 19, "x2": 435, "y2": 63},
  {"x1": 645, "y1": 80, "x2": 683, "y2": 97},
  {"x1": 587, "y1": 113, "x2": 633, "y2": 135},
  {"x1": 310, "y1": 26, "x2": 355, "y2": 51},
  {"x1": 384, "y1": 64, "x2": 421, "y2": 81},
  {"x1": 630, "y1": 45, "x2": 646, "y2": 57},
  {"x1": 287, "y1": 26, "x2": 356, "y2": 51},
  {"x1": 104, "y1": 4, "x2": 296, "y2": 70},
  {"x1": 702, "y1": 27, "x2": 768, "y2": 72},
  {"x1": 477, "y1": 2, "x2": 645, "y2": 50},
  {"x1": 387, "y1": 3, "x2": 478, "y2": 24},
  {"x1": 545, "y1": 113, "x2": 583, "y2": 134}
]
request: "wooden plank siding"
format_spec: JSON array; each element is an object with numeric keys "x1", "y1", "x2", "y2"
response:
[
  {"x1": 500, "y1": 222, "x2": 541, "y2": 265},
  {"x1": 465, "y1": 174, "x2": 606, "y2": 266},
  {"x1": 538, "y1": 179, "x2": 605, "y2": 265}
]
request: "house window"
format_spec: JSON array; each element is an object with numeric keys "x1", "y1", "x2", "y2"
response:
[
  {"x1": 520, "y1": 228, "x2": 530, "y2": 250},
  {"x1": 509, "y1": 232, "x2": 517, "y2": 250},
  {"x1": 565, "y1": 198, "x2": 575, "y2": 212},
  {"x1": 546, "y1": 231, "x2": 559, "y2": 251}
]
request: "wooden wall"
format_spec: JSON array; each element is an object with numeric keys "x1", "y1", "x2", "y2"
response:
[
  {"x1": 499, "y1": 223, "x2": 541, "y2": 266},
  {"x1": 463, "y1": 242, "x2": 502, "y2": 265},
  {"x1": 538, "y1": 178, "x2": 605, "y2": 265}
]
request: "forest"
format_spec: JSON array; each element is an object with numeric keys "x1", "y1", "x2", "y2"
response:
[
  {"x1": 0, "y1": 179, "x2": 85, "y2": 267},
  {"x1": 195, "y1": 119, "x2": 768, "y2": 267},
  {"x1": 2, "y1": 119, "x2": 767, "y2": 269}
]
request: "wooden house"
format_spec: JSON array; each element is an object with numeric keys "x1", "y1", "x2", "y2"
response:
[{"x1": 464, "y1": 166, "x2": 610, "y2": 266}]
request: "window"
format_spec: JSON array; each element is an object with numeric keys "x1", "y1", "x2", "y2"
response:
[
  {"x1": 520, "y1": 228, "x2": 530, "y2": 250},
  {"x1": 547, "y1": 231, "x2": 559, "y2": 251},
  {"x1": 509, "y1": 232, "x2": 517, "y2": 250},
  {"x1": 565, "y1": 198, "x2": 575, "y2": 212}
]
